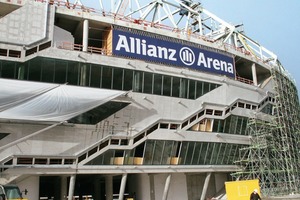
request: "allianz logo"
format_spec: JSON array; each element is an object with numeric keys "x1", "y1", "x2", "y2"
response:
[{"x1": 115, "y1": 34, "x2": 234, "y2": 74}]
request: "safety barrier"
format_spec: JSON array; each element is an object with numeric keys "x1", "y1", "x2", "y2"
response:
[{"x1": 236, "y1": 76, "x2": 254, "y2": 85}]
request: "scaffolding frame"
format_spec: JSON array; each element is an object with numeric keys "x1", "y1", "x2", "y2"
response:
[{"x1": 233, "y1": 68, "x2": 300, "y2": 196}]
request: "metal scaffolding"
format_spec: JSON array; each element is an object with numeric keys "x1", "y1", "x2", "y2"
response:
[{"x1": 233, "y1": 67, "x2": 300, "y2": 196}]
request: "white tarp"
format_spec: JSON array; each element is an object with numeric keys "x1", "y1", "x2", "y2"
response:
[{"x1": 0, "y1": 78, "x2": 125, "y2": 122}]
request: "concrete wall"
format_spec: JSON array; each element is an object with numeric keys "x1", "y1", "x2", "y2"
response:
[
  {"x1": 0, "y1": 0, "x2": 51, "y2": 46},
  {"x1": 17, "y1": 176, "x2": 39, "y2": 200},
  {"x1": 128, "y1": 174, "x2": 150, "y2": 200},
  {"x1": 53, "y1": 25, "x2": 74, "y2": 47}
]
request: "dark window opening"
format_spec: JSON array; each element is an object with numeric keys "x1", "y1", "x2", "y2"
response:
[{"x1": 69, "y1": 101, "x2": 129, "y2": 125}]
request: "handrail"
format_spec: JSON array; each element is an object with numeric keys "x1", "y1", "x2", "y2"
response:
[
  {"x1": 35, "y1": 0, "x2": 262, "y2": 64},
  {"x1": 236, "y1": 76, "x2": 254, "y2": 85}
]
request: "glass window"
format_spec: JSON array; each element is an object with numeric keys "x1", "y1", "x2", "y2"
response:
[
  {"x1": 123, "y1": 69, "x2": 133, "y2": 91},
  {"x1": 161, "y1": 141, "x2": 174, "y2": 164},
  {"x1": 113, "y1": 67, "x2": 123, "y2": 90},
  {"x1": 209, "y1": 143, "x2": 219, "y2": 165},
  {"x1": 53, "y1": 60, "x2": 67, "y2": 84},
  {"x1": 170, "y1": 141, "x2": 181, "y2": 158},
  {"x1": 67, "y1": 61, "x2": 79, "y2": 85},
  {"x1": 192, "y1": 142, "x2": 202, "y2": 165},
  {"x1": 152, "y1": 141, "x2": 164, "y2": 164},
  {"x1": 241, "y1": 118, "x2": 248, "y2": 135},
  {"x1": 17, "y1": 64, "x2": 28, "y2": 80},
  {"x1": 179, "y1": 142, "x2": 188, "y2": 165},
  {"x1": 28, "y1": 58, "x2": 42, "y2": 81},
  {"x1": 203, "y1": 82, "x2": 210, "y2": 94},
  {"x1": 218, "y1": 143, "x2": 228, "y2": 165},
  {"x1": 143, "y1": 72, "x2": 153, "y2": 94},
  {"x1": 188, "y1": 80, "x2": 196, "y2": 99},
  {"x1": 203, "y1": 143, "x2": 212, "y2": 165},
  {"x1": 153, "y1": 74, "x2": 162, "y2": 95},
  {"x1": 224, "y1": 116, "x2": 231, "y2": 133},
  {"x1": 102, "y1": 66, "x2": 112, "y2": 89},
  {"x1": 79, "y1": 63, "x2": 90, "y2": 86},
  {"x1": 180, "y1": 78, "x2": 188, "y2": 98},
  {"x1": 1, "y1": 61, "x2": 17, "y2": 79},
  {"x1": 198, "y1": 143, "x2": 207, "y2": 165},
  {"x1": 41, "y1": 59, "x2": 55, "y2": 83},
  {"x1": 172, "y1": 76, "x2": 180, "y2": 97},
  {"x1": 196, "y1": 81, "x2": 203, "y2": 98},
  {"x1": 184, "y1": 142, "x2": 195, "y2": 165},
  {"x1": 133, "y1": 71, "x2": 143, "y2": 92},
  {"x1": 102, "y1": 150, "x2": 114, "y2": 165},
  {"x1": 144, "y1": 140, "x2": 155, "y2": 165},
  {"x1": 163, "y1": 75, "x2": 171, "y2": 96},
  {"x1": 236, "y1": 117, "x2": 243, "y2": 135},
  {"x1": 90, "y1": 64, "x2": 101, "y2": 88}
]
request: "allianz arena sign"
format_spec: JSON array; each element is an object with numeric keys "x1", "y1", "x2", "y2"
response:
[{"x1": 112, "y1": 29, "x2": 235, "y2": 78}]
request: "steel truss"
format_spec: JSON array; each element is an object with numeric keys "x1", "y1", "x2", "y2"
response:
[{"x1": 61, "y1": 0, "x2": 288, "y2": 71}]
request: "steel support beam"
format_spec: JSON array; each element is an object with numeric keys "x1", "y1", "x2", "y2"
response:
[
  {"x1": 118, "y1": 173, "x2": 128, "y2": 200},
  {"x1": 67, "y1": 174, "x2": 76, "y2": 200},
  {"x1": 200, "y1": 172, "x2": 211, "y2": 200},
  {"x1": 252, "y1": 63, "x2": 258, "y2": 86},
  {"x1": 162, "y1": 173, "x2": 172, "y2": 200},
  {"x1": 149, "y1": 174, "x2": 156, "y2": 200}
]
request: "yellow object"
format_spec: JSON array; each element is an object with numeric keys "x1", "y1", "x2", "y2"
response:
[
  {"x1": 7, "y1": 199, "x2": 28, "y2": 200},
  {"x1": 225, "y1": 179, "x2": 260, "y2": 200}
]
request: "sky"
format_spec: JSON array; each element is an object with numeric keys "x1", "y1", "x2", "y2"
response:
[
  {"x1": 201, "y1": 0, "x2": 300, "y2": 95},
  {"x1": 84, "y1": 0, "x2": 300, "y2": 96}
]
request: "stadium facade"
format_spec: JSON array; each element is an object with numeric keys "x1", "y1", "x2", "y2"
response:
[{"x1": 0, "y1": 0, "x2": 299, "y2": 199}]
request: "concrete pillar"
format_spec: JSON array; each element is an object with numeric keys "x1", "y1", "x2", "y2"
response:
[
  {"x1": 118, "y1": 174, "x2": 128, "y2": 200},
  {"x1": 68, "y1": 174, "x2": 76, "y2": 200},
  {"x1": 105, "y1": 175, "x2": 113, "y2": 200},
  {"x1": 61, "y1": 176, "x2": 68, "y2": 200},
  {"x1": 252, "y1": 63, "x2": 258, "y2": 86},
  {"x1": 162, "y1": 174, "x2": 172, "y2": 200},
  {"x1": 200, "y1": 172, "x2": 211, "y2": 200},
  {"x1": 149, "y1": 174, "x2": 155, "y2": 200},
  {"x1": 83, "y1": 19, "x2": 89, "y2": 52}
]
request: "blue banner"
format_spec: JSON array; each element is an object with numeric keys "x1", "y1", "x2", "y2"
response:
[{"x1": 112, "y1": 29, "x2": 235, "y2": 78}]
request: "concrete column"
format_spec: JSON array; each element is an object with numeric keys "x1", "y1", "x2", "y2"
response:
[
  {"x1": 162, "y1": 174, "x2": 172, "y2": 200},
  {"x1": 105, "y1": 175, "x2": 113, "y2": 200},
  {"x1": 118, "y1": 174, "x2": 128, "y2": 200},
  {"x1": 200, "y1": 172, "x2": 211, "y2": 200},
  {"x1": 82, "y1": 19, "x2": 89, "y2": 52},
  {"x1": 149, "y1": 174, "x2": 155, "y2": 200},
  {"x1": 68, "y1": 174, "x2": 76, "y2": 200},
  {"x1": 252, "y1": 63, "x2": 258, "y2": 86},
  {"x1": 61, "y1": 176, "x2": 68, "y2": 200}
]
